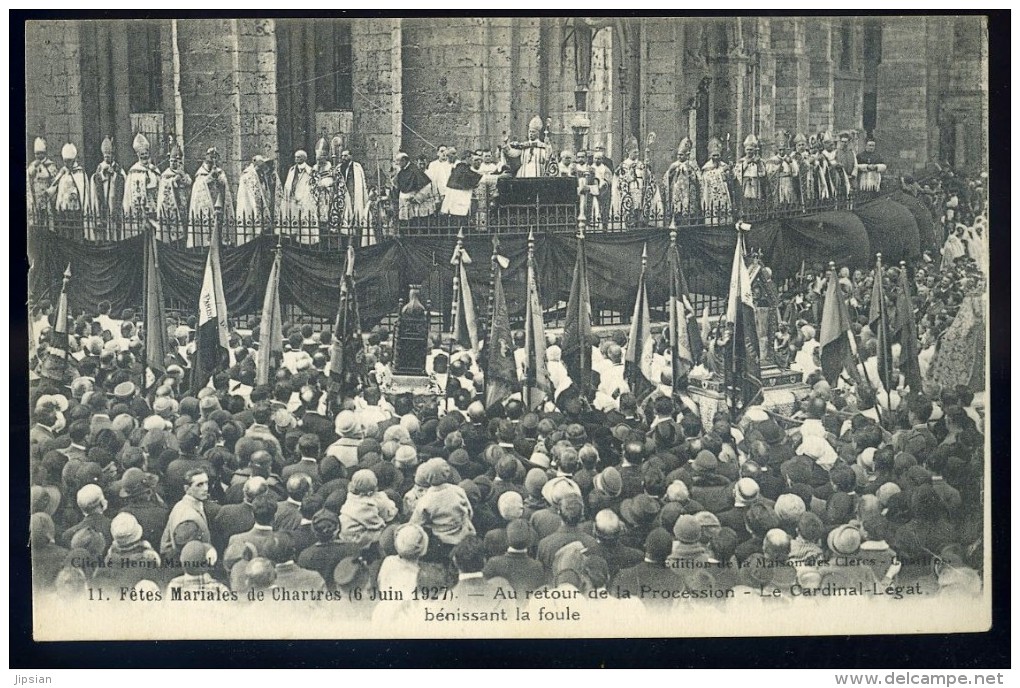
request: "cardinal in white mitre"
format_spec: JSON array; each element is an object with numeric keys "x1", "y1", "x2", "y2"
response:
[{"x1": 188, "y1": 147, "x2": 233, "y2": 247}]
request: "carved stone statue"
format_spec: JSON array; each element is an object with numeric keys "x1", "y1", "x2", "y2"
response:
[{"x1": 393, "y1": 285, "x2": 430, "y2": 375}]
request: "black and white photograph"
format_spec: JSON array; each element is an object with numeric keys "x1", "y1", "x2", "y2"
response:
[{"x1": 22, "y1": 13, "x2": 994, "y2": 643}]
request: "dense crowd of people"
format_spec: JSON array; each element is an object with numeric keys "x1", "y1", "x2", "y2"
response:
[{"x1": 28, "y1": 147, "x2": 988, "y2": 618}]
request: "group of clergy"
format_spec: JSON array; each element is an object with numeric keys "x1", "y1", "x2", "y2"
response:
[
  {"x1": 27, "y1": 133, "x2": 373, "y2": 247},
  {"x1": 29, "y1": 122, "x2": 888, "y2": 243},
  {"x1": 387, "y1": 114, "x2": 888, "y2": 231},
  {"x1": 660, "y1": 129, "x2": 887, "y2": 227}
]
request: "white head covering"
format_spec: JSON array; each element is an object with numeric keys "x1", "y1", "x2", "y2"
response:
[{"x1": 133, "y1": 133, "x2": 150, "y2": 154}]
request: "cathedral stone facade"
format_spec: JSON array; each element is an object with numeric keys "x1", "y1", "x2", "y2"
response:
[{"x1": 26, "y1": 16, "x2": 987, "y2": 185}]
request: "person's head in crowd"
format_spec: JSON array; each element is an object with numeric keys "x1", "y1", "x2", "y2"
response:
[
  {"x1": 252, "y1": 493, "x2": 278, "y2": 527},
  {"x1": 451, "y1": 535, "x2": 486, "y2": 575}
]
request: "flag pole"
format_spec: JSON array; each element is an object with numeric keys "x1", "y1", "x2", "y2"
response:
[
  {"x1": 524, "y1": 227, "x2": 535, "y2": 411},
  {"x1": 450, "y1": 228, "x2": 464, "y2": 340},
  {"x1": 486, "y1": 235, "x2": 505, "y2": 405},
  {"x1": 576, "y1": 211, "x2": 588, "y2": 399},
  {"x1": 899, "y1": 258, "x2": 920, "y2": 394},
  {"x1": 630, "y1": 242, "x2": 648, "y2": 393},
  {"x1": 731, "y1": 230, "x2": 743, "y2": 421},
  {"x1": 875, "y1": 252, "x2": 893, "y2": 411},
  {"x1": 834, "y1": 259, "x2": 880, "y2": 423},
  {"x1": 57, "y1": 262, "x2": 71, "y2": 355},
  {"x1": 668, "y1": 227, "x2": 680, "y2": 406},
  {"x1": 487, "y1": 235, "x2": 499, "y2": 346},
  {"x1": 443, "y1": 231, "x2": 465, "y2": 402}
]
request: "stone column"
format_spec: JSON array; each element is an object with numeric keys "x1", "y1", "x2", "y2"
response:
[
  {"x1": 773, "y1": 18, "x2": 810, "y2": 136},
  {"x1": 177, "y1": 19, "x2": 246, "y2": 183},
  {"x1": 352, "y1": 17, "x2": 402, "y2": 166},
  {"x1": 754, "y1": 18, "x2": 776, "y2": 147},
  {"x1": 806, "y1": 18, "x2": 834, "y2": 134},
  {"x1": 25, "y1": 20, "x2": 85, "y2": 156},
  {"x1": 876, "y1": 17, "x2": 930, "y2": 175}
]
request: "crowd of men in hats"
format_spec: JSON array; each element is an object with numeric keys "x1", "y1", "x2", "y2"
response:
[
  {"x1": 29, "y1": 165, "x2": 986, "y2": 615},
  {"x1": 29, "y1": 119, "x2": 896, "y2": 249}
]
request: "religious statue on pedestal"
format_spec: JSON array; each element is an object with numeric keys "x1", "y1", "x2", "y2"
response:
[{"x1": 393, "y1": 285, "x2": 430, "y2": 375}]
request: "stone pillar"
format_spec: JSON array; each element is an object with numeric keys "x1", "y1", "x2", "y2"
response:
[
  {"x1": 877, "y1": 17, "x2": 931, "y2": 175},
  {"x1": 754, "y1": 18, "x2": 776, "y2": 148},
  {"x1": 944, "y1": 16, "x2": 988, "y2": 173},
  {"x1": 641, "y1": 17, "x2": 687, "y2": 174},
  {"x1": 351, "y1": 17, "x2": 402, "y2": 171},
  {"x1": 25, "y1": 21, "x2": 85, "y2": 157},
  {"x1": 510, "y1": 18, "x2": 543, "y2": 143},
  {"x1": 833, "y1": 18, "x2": 865, "y2": 134},
  {"x1": 773, "y1": 19, "x2": 810, "y2": 137},
  {"x1": 177, "y1": 19, "x2": 246, "y2": 183},
  {"x1": 806, "y1": 18, "x2": 834, "y2": 135},
  {"x1": 236, "y1": 19, "x2": 278, "y2": 163},
  {"x1": 400, "y1": 18, "x2": 479, "y2": 156}
]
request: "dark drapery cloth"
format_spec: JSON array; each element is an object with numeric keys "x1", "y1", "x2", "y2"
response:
[
  {"x1": 29, "y1": 198, "x2": 926, "y2": 330},
  {"x1": 852, "y1": 196, "x2": 922, "y2": 265},
  {"x1": 746, "y1": 211, "x2": 873, "y2": 279},
  {"x1": 889, "y1": 191, "x2": 939, "y2": 256}
]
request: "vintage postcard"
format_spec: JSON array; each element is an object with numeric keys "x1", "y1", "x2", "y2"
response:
[{"x1": 25, "y1": 14, "x2": 991, "y2": 640}]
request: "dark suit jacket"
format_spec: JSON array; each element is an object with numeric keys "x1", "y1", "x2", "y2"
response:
[
  {"x1": 483, "y1": 551, "x2": 547, "y2": 595},
  {"x1": 298, "y1": 540, "x2": 363, "y2": 588},
  {"x1": 212, "y1": 501, "x2": 255, "y2": 553},
  {"x1": 537, "y1": 526, "x2": 598, "y2": 572},
  {"x1": 273, "y1": 499, "x2": 303, "y2": 532},
  {"x1": 118, "y1": 499, "x2": 170, "y2": 549},
  {"x1": 585, "y1": 539, "x2": 644, "y2": 578},
  {"x1": 60, "y1": 512, "x2": 112, "y2": 549},
  {"x1": 224, "y1": 526, "x2": 276, "y2": 572},
  {"x1": 281, "y1": 459, "x2": 321, "y2": 485}
]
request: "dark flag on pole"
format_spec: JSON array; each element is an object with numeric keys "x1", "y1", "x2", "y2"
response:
[
  {"x1": 625, "y1": 243, "x2": 654, "y2": 400},
  {"x1": 193, "y1": 223, "x2": 229, "y2": 393},
  {"x1": 256, "y1": 243, "x2": 284, "y2": 386},
  {"x1": 523, "y1": 230, "x2": 551, "y2": 410},
  {"x1": 819, "y1": 263, "x2": 855, "y2": 386},
  {"x1": 329, "y1": 244, "x2": 365, "y2": 413},
  {"x1": 450, "y1": 229, "x2": 480, "y2": 353},
  {"x1": 868, "y1": 254, "x2": 895, "y2": 392},
  {"x1": 667, "y1": 229, "x2": 704, "y2": 385},
  {"x1": 894, "y1": 261, "x2": 923, "y2": 393},
  {"x1": 143, "y1": 228, "x2": 170, "y2": 383},
  {"x1": 485, "y1": 245, "x2": 514, "y2": 408},
  {"x1": 561, "y1": 229, "x2": 593, "y2": 395},
  {"x1": 40, "y1": 264, "x2": 72, "y2": 383},
  {"x1": 51, "y1": 264, "x2": 71, "y2": 358},
  {"x1": 725, "y1": 227, "x2": 761, "y2": 415}
]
